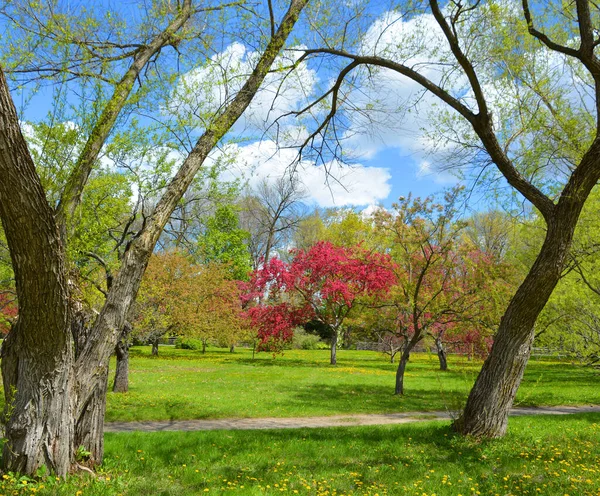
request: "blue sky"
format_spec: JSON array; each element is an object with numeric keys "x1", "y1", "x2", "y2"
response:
[{"x1": 8, "y1": 0, "x2": 474, "y2": 212}]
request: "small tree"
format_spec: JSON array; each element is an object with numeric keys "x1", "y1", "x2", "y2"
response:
[
  {"x1": 135, "y1": 251, "x2": 248, "y2": 355},
  {"x1": 245, "y1": 241, "x2": 396, "y2": 364},
  {"x1": 134, "y1": 252, "x2": 185, "y2": 356},
  {"x1": 373, "y1": 191, "x2": 506, "y2": 394},
  {"x1": 195, "y1": 205, "x2": 253, "y2": 281}
]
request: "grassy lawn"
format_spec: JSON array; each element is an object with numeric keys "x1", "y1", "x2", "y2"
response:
[
  {"x1": 0, "y1": 348, "x2": 596, "y2": 494},
  {"x1": 99, "y1": 346, "x2": 599, "y2": 422},
  {"x1": 4, "y1": 413, "x2": 599, "y2": 495}
]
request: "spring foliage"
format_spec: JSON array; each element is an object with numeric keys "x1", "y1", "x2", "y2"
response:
[
  {"x1": 242, "y1": 241, "x2": 397, "y2": 351},
  {"x1": 136, "y1": 251, "x2": 248, "y2": 347}
]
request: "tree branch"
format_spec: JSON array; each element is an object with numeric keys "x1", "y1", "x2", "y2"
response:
[{"x1": 55, "y1": 0, "x2": 197, "y2": 239}]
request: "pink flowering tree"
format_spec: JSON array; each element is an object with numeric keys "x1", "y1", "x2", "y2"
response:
[
  {"x1": 243, "y1": 241, "x2": 397, "y2": 364},
  {"x1": 373, "y1": 190, "x2": 512, "y2": 394}
]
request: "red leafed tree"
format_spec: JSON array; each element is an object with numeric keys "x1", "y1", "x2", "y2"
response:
[
  {"x1": 0, "y1": 292, "x2": 17, "y2": 336},
  {"x1": 243, "y1": 241, "x2": 397, "y2": 364}
]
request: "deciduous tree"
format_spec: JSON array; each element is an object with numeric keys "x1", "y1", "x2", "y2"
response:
[
  {"x1": 295, "y1": 0, "x2": 600, "y2": 437},
  {"x1": 244, "y1": 241, "x2": 396, "y2": 364},
  {"x1": 0, "y1": 0, "x2": 308, "y2": 474},
  {"x1": 372, "y1": 191, "x2": 503, "y2": 393},
  {"x1": 239, "y1": 174, "x2": 307, "y2": 267}
]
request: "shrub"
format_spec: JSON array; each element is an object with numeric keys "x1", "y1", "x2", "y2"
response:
[
  {"x1": 290, "y1": 329, "x2": 327, "y2": 350},
  {"x1": 175, "y1": 338, "x2": 205, "y2": 350}
]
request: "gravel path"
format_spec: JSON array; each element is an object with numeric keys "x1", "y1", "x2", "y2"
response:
[{"x1": 104, "y1": 405, "x2": 600, "y2": 433}]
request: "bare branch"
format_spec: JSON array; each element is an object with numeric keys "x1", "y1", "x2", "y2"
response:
[
  {"x1": 429, "y1": 0, "x2": 489, "y2": 117},
  {"x1": 298, "y1": 47, "x2": 556, "y2": 219}
]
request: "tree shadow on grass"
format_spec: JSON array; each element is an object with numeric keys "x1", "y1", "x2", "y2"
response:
[
  {"x1": 226, "y1": 355, "x2": 461, "y2": 376},
  {"x1": 103, "y1": 411, "x2": 600, "y2": 496},
  {"x1": 282, "y1": 382, "x2": 468, "y2": 415}
]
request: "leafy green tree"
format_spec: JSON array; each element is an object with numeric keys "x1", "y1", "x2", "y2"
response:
[
  {"x1": 0, "y1": 0, "x2": 308, "y2": 475},
  {"x1": 535, "y1": 186, "x2": 600, "y2": 362},
  {"x1": 292, "y1": 210, "x2": 327, "y2": 251},
  {"x1": 297, "y1": 0, "x2": 600, "y2": 437},
  {"x1": 196, "y1": 205, "x2": 252, "y2": 280}
]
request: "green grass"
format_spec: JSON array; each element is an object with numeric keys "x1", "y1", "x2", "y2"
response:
[
  {"x1": 100, "y1": 346, "x2": 599, "y2": 422},
  {"x1": 5, "y1": 413, "x2": 600, "y2": 495},
  {"x1": 0, "y1": 347, "x2": 597, "y2": 494}
]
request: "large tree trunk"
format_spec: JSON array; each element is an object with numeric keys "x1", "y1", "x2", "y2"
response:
[
  {"x1": 454, "y1": 214, "x2": 586, "y2": 437},
  {"x1": 113, "y1": 323, "x2": 131, "y2": 393},
  {"x1": 151, "y1": 338, "x2": 159, "y2": 356},
  {"x1": 1, "y1": 326, "x2": 74, "y2": 475},
  {"x1": 0, "y1": 0, "x2": 308, "y2": 475},
  {"x1": 435, "y1": 337, "x2": 448, "y2": 371},
  {"x1": 74, "y1": 373, "x2": 108, "y2": 465},
  {"x1": 0, "y1": 66, "x2": 74, "y2": 475}
]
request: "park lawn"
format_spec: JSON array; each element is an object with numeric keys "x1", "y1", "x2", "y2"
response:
[
  {"x1": 4, "y1": 413, "x2": 600, "y2": 495},
  {"x1": 96, "y1": 347, "x2": 600, "y2": 422}
]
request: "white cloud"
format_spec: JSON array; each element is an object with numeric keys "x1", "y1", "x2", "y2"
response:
[
  {"x1": 360, "y1": 203, "x2": 387, "y2": 218},
  {"x1": 216, "y1": 139, "x2": 392, "y2": 207},
  {"x1": 169, "y1": 43, "x2": 318, "y2": 133},
  {"x1": 342, "y1": 0, "x2": 593, "y2": 192}
]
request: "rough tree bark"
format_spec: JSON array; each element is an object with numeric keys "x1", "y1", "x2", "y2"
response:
[
  {"x1": 151, "y1": 338, "x2": 159, "y2": 356},
  {"x1": 113, "y1": 323, "x2": 132, "y2": 393},
  {"x1": 0, "y1": 0, "x2": 308, "y2": 475},
  {"x1": 0, "y1": 67, "x2": 73, "y2": 474}
]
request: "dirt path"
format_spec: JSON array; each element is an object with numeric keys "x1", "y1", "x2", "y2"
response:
[{"x1": 104, "y1": 405, "x2": 600, "y2": 433}]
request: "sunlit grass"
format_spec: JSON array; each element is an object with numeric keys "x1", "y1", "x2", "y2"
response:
[
  {"x1": 101, "y1": 346, "x2": 599, "y2": 422},
  {"x1": 6, "y1": 413, "x2": 599, "y2": 495},
  {"x1": 0, "y1": 347, "x2": 597, "y2": 494}
]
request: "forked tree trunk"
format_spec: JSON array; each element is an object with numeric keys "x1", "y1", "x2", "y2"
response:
[
  {"x1": 435, "y1": 337, "x2": 448, "y2": 371},
  {"x1": 230, "y1": 344, "x2": 235, "y2": 353},
  {"x1": 151, "y1": 338, "x2": 159, "y2": 356},
  {"x1": 0, "y1": 0, "x2": 308, "y2": 475},
  {"x1": 113, "y1": 323, "x2": 132, "y2": 393}
]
